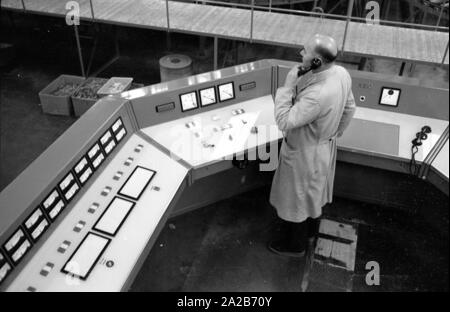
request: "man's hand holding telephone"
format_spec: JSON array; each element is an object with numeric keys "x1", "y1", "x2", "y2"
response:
[{"x1": 283, "y1": 64, "x2": 313, "y2": 90}]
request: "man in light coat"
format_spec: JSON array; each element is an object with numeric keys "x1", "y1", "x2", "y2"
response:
[{"x1": 269, "y1": 34, "x2": 356, "y2": 257}]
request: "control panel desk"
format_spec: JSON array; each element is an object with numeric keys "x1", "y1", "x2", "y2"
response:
[{"x1": 5, "y1": 134, "x2": 189, "y2": 292}]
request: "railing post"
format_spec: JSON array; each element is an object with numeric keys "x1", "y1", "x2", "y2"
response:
[
  {"x1": 435, "y1": 4, "x2": 444, "y2": 31},
  {"x1": 442, "y1": 40, "x2": 449, "y2": 65},
  {"x1": 74, "y1": 24, "x2": 86, "y2": 77},
  {"x1": 341, "y1": 0, "x2": 355, "y2": 54},
  {"x1": 269, "y1": 0, "x2": 272, "y2": 13},
  {"x1": 214, "y1": 36, "x2": 218, "y2": 70},
  {"x1": 165, "y1": 0, "x2": 170, "y2": 31},
  {"x1": 20, "y1": 0, "x2": 26, "y2": 11},
  {"x1": 89, "y1": 0, "x2": 95, "y2": 20},
  {"x1": 250, "y1": 0, "x2": 254, "y2": 43}
]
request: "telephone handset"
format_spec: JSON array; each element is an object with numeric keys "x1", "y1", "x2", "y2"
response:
[{"x1": 297, "y1": 57, "x2": 322, "y2": 77}]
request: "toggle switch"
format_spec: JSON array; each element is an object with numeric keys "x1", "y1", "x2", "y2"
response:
[
  {"x1": 134, "y1": 144, "x2": 144, "y2": 153},
  {"x1": 57, "y1": 240, "x2": 71, "y2": 254},
  {"x1": 101, "y1": 186, "x2": 112, "y2": 197},
  {"x1": 40, "y1": 262, "x2": 55, "y2": 277},
  {"x1": 88, "y1": 203, "x2": 100, "y2": 214},
  {"x1": 124, "y1": 157, "x2": 134, "y2": 166},
  {"x1": 113, "y1": 171, "x2": 124, "y2": 181},
  {"x1": 185, "y1": 121, "x2": 196, "y2": 128},
  {"x1": 73, "y1": 221, "x2": 86, "y2": 233},
  {"x1": 221, "y1": 124, "x2": 233, "y2": 131},
  {"x1": 232, "y1": 108, "x2": 245, "y2": 116}
]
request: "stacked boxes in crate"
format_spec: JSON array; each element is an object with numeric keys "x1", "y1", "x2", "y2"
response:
[
  {"x1": 71, "y1": 77, "x2": 109, "y2": 117},
  {"x1": 39, "y1": 76, "x2": 143, "y2": 117}
]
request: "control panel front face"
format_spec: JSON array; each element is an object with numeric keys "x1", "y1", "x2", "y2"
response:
[
  {"x1": 142, "y1": 95, "x2": 282, "y2": 168},
  {"x1": 0, "y1": 115, "x2": 133, "y2": 291},
  {"x1": 5, "y1": 134, "x2": 188, "y2": 292},
  {"x1": 130, "y1": 64, "x2": 272, "y2": 129}
]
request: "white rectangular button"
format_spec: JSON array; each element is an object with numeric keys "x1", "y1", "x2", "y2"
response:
[
  {"x1": 49, "y1": 200, "x2": 64, "y2": 220},
  {"x1": 25, "y1": 209, "x2": 43, "y2": 229},
  {"x1": 112, "y1": 119, "x2": 123, "y2": 132},
  {"x1": 116, "y1": 128, "x2": 126, "y2": 141},
  {"x1": 12, "y1": 240, "x2": 31, "y2": 263},
  {"x1": 5, "y1": 229, "x2": 24, "y2": 251},
  {"x1": 0, "y1": 263, "x2": 11, "y2": 282},
  {"x1": 31, "y1": 219, "x2": 49, "y2": 240}
]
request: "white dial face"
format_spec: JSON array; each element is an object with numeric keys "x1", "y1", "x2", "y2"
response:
[
  {"x1": 380, "y1": 88, "x2": 400, "y2": 106},
  {"x1": 180, "y1": 92, "x2": 198, "y2": 111},
  {"x1": 199, "y1": 87, "x2": 217, "y2": 106},
  {"x1": 218, "y1": 83, "x2": 234, "y2": 102}
]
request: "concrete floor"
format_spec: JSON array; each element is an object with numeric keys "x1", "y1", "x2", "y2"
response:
[{"x1": 0, "y1": 13, "x2": 448, "y2": 292}]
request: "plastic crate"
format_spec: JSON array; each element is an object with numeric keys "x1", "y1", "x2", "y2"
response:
[
  {"x1": 128, "y1": 82, "x2": 144, "y2": 90},
  {"x1": 97, "y1": 77, "x2": 133, "y2": 96},
  {"x1": 71, "y1": 77, "x2": 108, "y2": 117},
  {"x1": 38, "y1": 75, "x2": 86, "y2": 116}
]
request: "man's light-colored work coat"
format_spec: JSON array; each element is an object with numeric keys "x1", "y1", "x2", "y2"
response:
[{"x1": 270, "y1": 65, "x2": 356, "y2": 222}]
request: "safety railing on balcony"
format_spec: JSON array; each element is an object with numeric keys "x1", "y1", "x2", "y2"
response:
[{"x1": 2, "y1": 0, "x2": 449, "y2": 65}]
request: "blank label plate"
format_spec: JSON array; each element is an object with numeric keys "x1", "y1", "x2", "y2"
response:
[
  {"x1": 62, "y1": 233, "x2": 110, "y2": 280},
  {"x1": 93, "y1": 197, "x2": 135, "y2": 236},
  {"x1": 118, "y1": 166, "x2": 156, "y2": 200}
]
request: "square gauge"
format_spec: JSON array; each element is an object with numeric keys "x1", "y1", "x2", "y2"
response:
[
  {"x1": 199, "y1": 87, "x2": 217, "y2": 107},
  {"x1": 180, "y1": 91, "x2": 198, "y2": 112},
  {"x1": 379, "y1": 87, "x2": 401, "y2": 107},
  {"x1": 218, "y1": 82, "x2": 235, "y2": 102}
]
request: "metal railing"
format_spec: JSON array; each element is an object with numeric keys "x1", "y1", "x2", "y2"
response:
[{"x1": 12, "y1": 0, "x2": 450, "y2": 64}]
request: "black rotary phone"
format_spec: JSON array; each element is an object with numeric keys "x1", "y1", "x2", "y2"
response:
[{"x1": 297, "y1": 57, "x2": 322, "y2": 77}]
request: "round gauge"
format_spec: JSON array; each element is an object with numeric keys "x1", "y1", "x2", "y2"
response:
[
  {"x1": 180, "y1": 92, "x2": 198, "y2": 112},
  {"x1": 199, "y1": 87, "x2": 217, "y2": 106},
  {"x1": 218, "y1": 82, "x2": 235, "y2": 102}
]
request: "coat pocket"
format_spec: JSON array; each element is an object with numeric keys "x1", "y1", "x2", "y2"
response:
[{"x1": 280, "y1": 143, "x2": 316, "y2": 197}]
